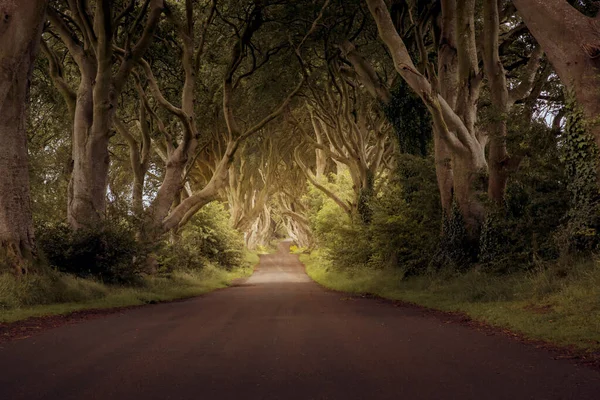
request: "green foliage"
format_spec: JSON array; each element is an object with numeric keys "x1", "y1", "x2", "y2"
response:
[
  {"x1": 0, "y1": 271, "x2": 108, "y2": 310},
  {"x1": 156, "y1": 202, "x2": 245, "y2": 272},
  {"x1": 36, "y1": 222, "x2": 144, "y2": 284},
  {"x1": 432, "y1": 203, "x2": 475, "y2": 270},
  {"x1": 556, "y1": 100, "x2": 600, "y2": 254},
  {"x1": 371, "y1": 155, "x2": 441, "y2": 274},
  {"x1": 383, "y1": 79, "x2": 432, "y2": 156},
  {"x1": 478, "y1": 113, "x2": 571, "y2": 271},
  {"x1": 308, "y1": 155, "x2": 441, "y2": 275}
]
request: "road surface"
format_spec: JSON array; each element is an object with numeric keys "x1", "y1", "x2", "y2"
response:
[{"x1": 1, "y1": 241, "x2": 599, "y2": 399}]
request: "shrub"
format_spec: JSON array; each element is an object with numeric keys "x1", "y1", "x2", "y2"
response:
[
  {"x1": 307, "y1": 155, "x2": 441, "y2": 275},
  {"x1": 557, "y1": 100, "x2": 600, "y2": 255},
  {"x1": 36, "y1": 222, "x2": 143, "y2": 283},
  {"x1": 156, "y1": 202, "x2": 245, "y2": 272}
]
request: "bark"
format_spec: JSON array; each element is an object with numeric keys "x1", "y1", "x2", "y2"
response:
[
  {"x1": 339, "y1": 41, "x2": 392, "y2": 104},
  {"x1": 228, "y1": 138, "x2": 277, "y2": 236},
  {"x1": 246, "y1": 205, "x2": 273, "y2": 249},
  {"x1": 367, "y1": 0, "x2": 486, "y2": 233},
  {"x1": 513, "y1": 0, "x2": 600, "y2": 152},
  {"x1": 68, "y1": 59, "x2": 104, "y2": 228},
  {"x1": 47, "y1": 1, "x2": 165, "y2": 229},
  {"x1": 483, "y1": 0, "x2": 543, "y2": 204},
  {"x1": 452, "y1": 156, "x2": 485, "y2": 231},
  {"x1": 0, "y1": 0, "x2": 46, "y2": 274},
  {"x1": 483, "y1": 0, "x2": 510, "y2": 204},
  {"x1": 114, "y1": 104, "x2": 151, "y2": 219},
  {"x1": 278, "y1": 193, "x2": 312, "y2": 248},
  {"x1": 312, "y1": 113, "x2": 327, "y2": 179},
  {"x1": 435, "y1": 0, "x2": 458, "y2": 215}
]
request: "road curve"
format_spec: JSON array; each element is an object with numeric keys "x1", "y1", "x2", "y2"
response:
[{"x1": 1, "y1": 241, "x2": 599, "y2": 400}]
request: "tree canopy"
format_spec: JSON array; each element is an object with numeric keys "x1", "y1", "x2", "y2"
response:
[{"x1": 0, "y1": 0, "x2": 598, "y2": 280}]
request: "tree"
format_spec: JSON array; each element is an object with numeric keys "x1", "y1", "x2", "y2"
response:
[
  {"x1": 366, "y1": 0, "x2": 487, "y2": 233},
  {"x1": 0, "y1": 0, "x2": 47, "y2": 274},
  {"x1": 365, "y1": 0, "x2": 548, "y2": 234},
  {"x1": 513, "y1": 0, "x2": 600, "y2": 157},
  {"x1": 482, "y1": 0, "x2": 543, "y2": 203},
  {"x1": 44, "y1": 0, "x2": 165, "y2": 229}
]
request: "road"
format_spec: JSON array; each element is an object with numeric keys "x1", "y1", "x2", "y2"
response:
[{"x1": 1, "y1": 241, "x2": 599, "y2": 400}]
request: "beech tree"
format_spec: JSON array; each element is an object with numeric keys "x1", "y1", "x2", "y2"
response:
[
  {"x1": 228, "y1": 137, "x2": 279, "y2": 240},
  {"x1": 0, "y1": 0, "x2": 47, "y2": 274},
  {"x1": 3, "y1": 0, "x2": 594, "y2": 282},
  {"x1": 482, "y1": 0, "x2": 543, "y2": 203},
  {"x1": 513, "y1": 0, "x2": 600, "y2": 154},
  {"x1": 365, "y1": 0, "x2": 548, "y2": 233},
  {"x1": 44, "y1": 0, "x2": 165, "y2": 229}
]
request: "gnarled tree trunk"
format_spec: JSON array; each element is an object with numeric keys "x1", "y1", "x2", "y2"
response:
[
  {"x1": 483, "y1": 0, "x2": 543, "y2": 204},
  {"x1": 367, "y1": 0, "x2": 487, "y2": 234},
  {"x1": 47, "y1": 1, "x2": 165, "y2": 229},
  {"x1": 68, "y1": 62, "x2": 104, "y2": 228},
  {"x1": 513, "y1": 0, "x2": 600, "y2": 154},
  {"x1": 0, "y1": 0, "x2": 46, "y2": 274}
]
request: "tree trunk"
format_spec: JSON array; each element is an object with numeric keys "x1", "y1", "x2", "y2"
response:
[
  {"x1": 513, "y1": 0, "x2": 600, "y2": 152},
  {"x1": 452, "y1": 156, "x2": 485, "y2": 234},
  {"x1": 367, "y1": 0, "x2": 486, "y2": 233},
  {"x1": 434, "y1": 133, "x2": 454, "y2": 214},
  {"x1": 142, "y1": 147, "x2": 190, "y2": 241},
  {"x1": 68, "y1": 66, "x2": 108, "y2": 229},
  {"x1": 0, "y1": 0, "x2": 46, "y2": 274},
  {"x1": 483, "y1": 0, "x2": 510, "y2": 204},
  {"x1": 435, "y1": 0, "x2": 458, "y2": 216},
  {"x1": 132, "y1": 166, "x2": 145, "y2": 218}
]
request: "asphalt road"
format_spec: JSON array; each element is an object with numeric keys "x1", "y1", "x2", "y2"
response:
[{"x1": 1, "y1": 241, "x2": 600, "y2": 400}]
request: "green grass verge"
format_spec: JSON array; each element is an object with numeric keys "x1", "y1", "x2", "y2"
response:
[
  {"x1": 0, "y1": 251, "x2": 259, "y2": 324},
  {"x1": 301, "y1": 250, "x2": 600, "y2": 352}
]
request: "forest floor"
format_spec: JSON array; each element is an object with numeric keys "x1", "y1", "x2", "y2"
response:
[
  {"x1": 0, "y1": 252, "x2": 259, "y2": 326},
  {"x1": 300, "y1": 250, "x2": 600, "y2": 356},
  {"x1": 0, "y1": 241, "x2": 599, "y2": 400}
]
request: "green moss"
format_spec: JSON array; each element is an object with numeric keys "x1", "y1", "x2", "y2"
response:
[{"x1": 301, "y1": 251, "x2": 600, "y2": 351}]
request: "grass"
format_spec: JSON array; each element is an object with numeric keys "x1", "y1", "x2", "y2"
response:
[
  {"x1": 0, "y1": 251, "x2": 259, "y2": 323},
  {"x1": 301, "y1": 250, "x2": 600, "y2": 352}
]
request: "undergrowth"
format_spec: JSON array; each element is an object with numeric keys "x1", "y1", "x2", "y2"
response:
[
  {"x1": 0, "y1": 251, "x2": 258, "y2": 323},
  {"x1": 301, "y1": 250, "x2": 600, "y2": 351}
]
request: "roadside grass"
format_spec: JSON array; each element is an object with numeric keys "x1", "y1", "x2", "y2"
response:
[
  {"x1": 301, "y1": 250, "x2": 600, "y2": 351},
  {"x1": 0, "y1": 251, "x2": 259, "y2": 323}
]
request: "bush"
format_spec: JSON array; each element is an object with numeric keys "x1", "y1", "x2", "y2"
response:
[
  {"x1": 37, "y1": 222, "x2": 143, "y2": 283},
  {"x1": 156, "y1": 202, "x2": 245, "y2": 272},
  {"x1": 557, "y1": 101, "x2": 600, "y2": 255},
  {"x1": 307, "y1": 155, "x2": 441, "y2": 275},
  {"x1": 369, "y1": 158, "x2": 441, "y2": 274}
]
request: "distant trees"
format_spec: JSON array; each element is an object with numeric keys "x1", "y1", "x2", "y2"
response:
[
  {"x1": 137, "y1": 0, "x2": 319, "y2": 240},
  {"x1": 37, "y1": 1, "x2": 327, "y2": 244}
]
